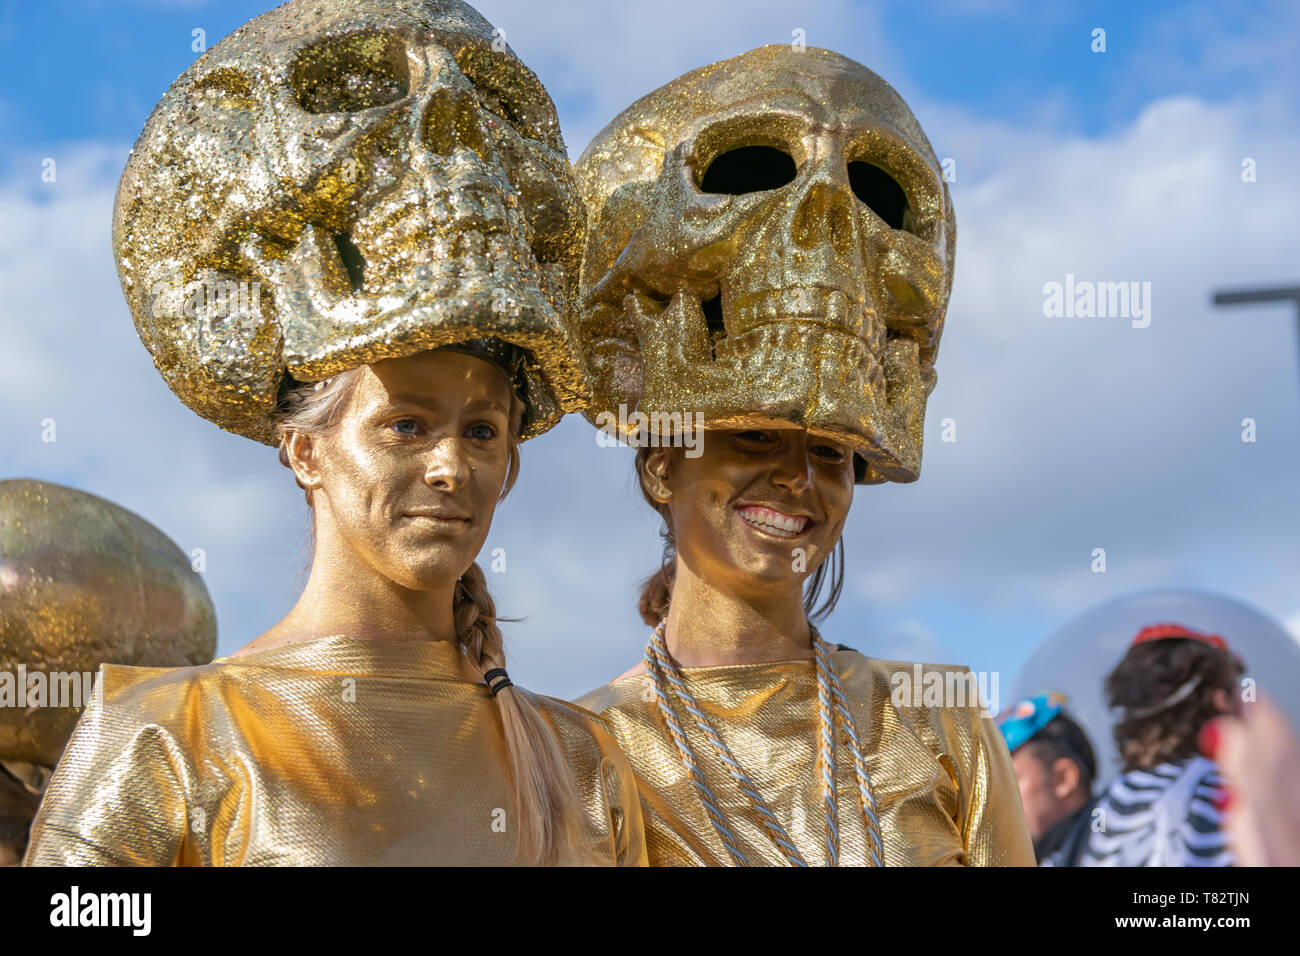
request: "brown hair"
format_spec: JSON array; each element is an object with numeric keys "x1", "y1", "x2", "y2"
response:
[
  {"x1": 633, "y1": 444, "x2": 845, "y2": 626},
  {"x1": 1106, "y1": 637, "x2": 1245, "y2": 773},
  {"x1": 271, "y1": 362, "x2": 583, "y2": 865},
  {"x1": 1023, "y1": 711, "x2": 1098, "y2": 797}
]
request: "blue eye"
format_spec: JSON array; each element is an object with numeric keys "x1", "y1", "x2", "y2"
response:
[
  {"x1": 468, "y1": 423, "x2": 497, "y2": 441},
  {"x1": 391, "y1": 418, "x2": 421, "y2": 436}
]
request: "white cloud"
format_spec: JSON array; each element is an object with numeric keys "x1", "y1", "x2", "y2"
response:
[
  {"x1": 3, "y1": 11, "x2": 1299, "y2": 701},
  {"x1": 842, "y1": 90, "x2": 1300, "y2": 629},
  {"x1": 473, "y1": 0, "x2": 896, "y2": 158}
]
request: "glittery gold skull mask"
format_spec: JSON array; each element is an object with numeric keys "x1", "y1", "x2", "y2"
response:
[
  {"x1": 115, "y1": 0, "x2": 589, "y2": 444},
  {"x1": 575, "y1": 45, "x2": 955, "y2": 482}
]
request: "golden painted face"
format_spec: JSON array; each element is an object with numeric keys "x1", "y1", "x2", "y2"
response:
[
  {"x1": 297, "y1": 349, "x2": 517, "y2": 591},
  {"x1": 577, "y1": 45, "x2": 955, "y2": 484},
  {"x1": 643, "y1": 427, "x2": 854, "y2": 598}
]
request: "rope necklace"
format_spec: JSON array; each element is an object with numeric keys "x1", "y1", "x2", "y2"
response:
[{"x1": 643, "y1": 619, "x2": 885, "y2": 866}]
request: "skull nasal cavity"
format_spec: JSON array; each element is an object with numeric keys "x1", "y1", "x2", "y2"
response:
[
  {"x1": 792, "y1": 183, "x2": 854, "y2": 253},
  {"x1": 699, "y1": 146, "x2": 796, "y2": 194},
  {"x1": 848, "y1": 161, "x2": 909, "y2": 230},
  {"x1": 423, "y1": 87, "x2": 488, "y2": 158}
]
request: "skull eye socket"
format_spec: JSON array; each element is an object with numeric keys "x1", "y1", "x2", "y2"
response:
[
  {"x1": 847, "y1": 161, "x2": 911, "y2": 231},
  {"x1": 292, "y1": 31, "x2": 410, "y2": 114},
  {"x1": 699, "y1": 146, "x2": 797, "y2": 194},
  {"x1": 451, "y1": 43, "x2": 554, "y2": 148}
]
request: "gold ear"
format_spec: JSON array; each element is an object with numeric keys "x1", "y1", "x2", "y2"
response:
[
  {"x1": 284, "y1": 431, "x2": 323, "y2": 490},
  {"x1": 639, "y1": 448, "x2": 673, "y2": 503}
]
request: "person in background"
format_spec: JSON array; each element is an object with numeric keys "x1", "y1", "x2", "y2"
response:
[
  {"x1": 997, "y1": 691, "x2": 1098, "y2": 866},
  {"x1": 1078, "y1": 623, "x2": 1243, "y2": 867},
  {"x1": 1201, "y1": 692, "x2": 1300, "y2": 866}
]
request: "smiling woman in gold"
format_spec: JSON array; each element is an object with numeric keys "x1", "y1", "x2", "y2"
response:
[
  {"x1": 579, "y1": 429, "x2": 1029, "y2": 866},
  {"x1": 571, "y1": 46, "x2": 1034, "y2": 866},
  {"x1": 23, "y1": 0, "x2": 644, "y2": 866}
]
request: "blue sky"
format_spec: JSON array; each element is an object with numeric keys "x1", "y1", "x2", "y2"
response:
[
  {"x1": 3, "y1": 1, "x2": 1292, "y2": 157},
  {"x1": 3, "y1": 0, "x2": 1299, "y2": 769}
]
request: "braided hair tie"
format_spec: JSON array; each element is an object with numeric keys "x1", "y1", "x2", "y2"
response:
[{"x1": 483, "y1": 668, "x2": 513, "y2": 697}]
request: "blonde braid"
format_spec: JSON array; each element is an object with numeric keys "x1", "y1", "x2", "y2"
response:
[{"x1": 453, "y1": 561, "x2": 585, "y2": 865}]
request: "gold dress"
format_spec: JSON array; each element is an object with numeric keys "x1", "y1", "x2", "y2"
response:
[
  {"x1": 577, "y1": 647, "x2": 1034, "y2": 866},
  {"x1": 24, "y1": 636, "x2": 645, "y2": 866}
]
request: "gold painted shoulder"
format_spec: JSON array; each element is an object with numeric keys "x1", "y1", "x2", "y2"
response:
[{"x1": 572, "y1": 673, "x2": 648, "y2": 718}]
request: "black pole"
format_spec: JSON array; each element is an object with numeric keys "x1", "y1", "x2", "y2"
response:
[{"x1": 1211, "y1": 286, "x2": 1300, "y2": 406}]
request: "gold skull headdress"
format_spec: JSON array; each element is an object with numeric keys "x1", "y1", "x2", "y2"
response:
[
  {"x1": 115, "y1": 0, "x2": 590, "y2": 443},
  {"x1": 575, "y1": 45, "x2": 955, "y2": 482}
]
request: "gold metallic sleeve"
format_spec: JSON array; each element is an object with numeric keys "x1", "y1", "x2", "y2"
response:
[
  {"x1": 578, "y1": 648, "x2": 1035, "y2": 866},
  {"x1": 539, "y1": 697, "x2": 648, "y2": 868},
  {"x1": 22, "y1": 666, "x2": 190, "y2": 866},
  {"x1": 23, "y1": 637, "x2": 646, "y2": 866},
  {"x1": 962, "y1": 710, "x2": 1037, "y2": 866}
]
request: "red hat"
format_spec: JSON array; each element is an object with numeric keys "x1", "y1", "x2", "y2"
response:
[{"x1": 1131, "y1": 622, "x2": 1244, "y2": 668}]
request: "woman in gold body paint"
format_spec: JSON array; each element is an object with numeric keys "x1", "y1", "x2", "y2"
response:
[
  {"x1": 571, "y1": 45, "x2": 1034, "y2": 866},
  {"x1": 25, "y1": 0, "x2": 645, "y2": 867},
  {"x1": 25, "y1": 345, "x2": 645, "y2": 866},
  {"x1": 576, "y1": 429, "x2": 1033, "y2": 866}
]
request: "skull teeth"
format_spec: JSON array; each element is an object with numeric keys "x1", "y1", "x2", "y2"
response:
[
  {"x1": 334, "y1": 223, "x2": 537, "y2": 303},
  {"x1": 715, "y1": 322, "x2": 872, "y2": 368},
  {"x1": 733, "y1": 285, "x2": 881, "y2": 348}
]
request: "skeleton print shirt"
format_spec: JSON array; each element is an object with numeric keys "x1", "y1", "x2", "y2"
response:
[{"x1": 1078, "y1": 755, "x2": 1234, "y2": 867}]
